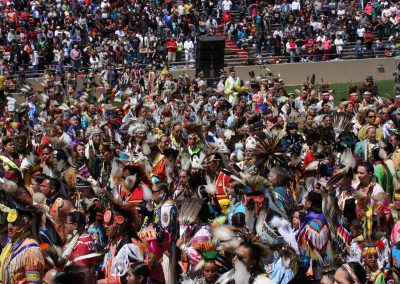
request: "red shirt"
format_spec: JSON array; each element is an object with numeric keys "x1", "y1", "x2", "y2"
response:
[
  {"x1": 68, "y1": 234, "x2": 97, "y2": 267},
  {"x1": 22, "y1": 11, "x2": 30, "y2": 21},
  {"x1": 302, "y1": 150, "x2": 315, "y2": 171},
  {"x1": 222, "y1": 12, "x2": 231, "y2": 22},
  {"x1": 166, "y1": 40, "x2": 177, "y2": 53}
]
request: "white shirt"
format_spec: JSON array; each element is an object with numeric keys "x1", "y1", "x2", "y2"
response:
[
  {"x1": 291, "y1": 0, "x2": 300, "y2": 11},
  {"x1": 31, "y1": 51, "x2": 39, "y2": 65},
  {"x1": 206, "y1": 18, "x2": 218, "y2": 29},
  {"x1": 222, "y1": 0, "x2": 232, "y2": 11},
  {"x1": 273, "y1": 30, "x2": 283, "y2": 38},
  {"x1": 334, "y1": 38, "x2": 344, "y2": 51},
  {"x1": 115, "y1": 29, "x2": 125, "y2": 38},
  {"x1": 356, "y1": 27, "x2": 365, "y2": 37},
  {"x1": 178, "y1": 4, "x2": 185, "y2": 16},
  {"x1": 183, "y1": 40, "x2": 194, "y2": 53}
]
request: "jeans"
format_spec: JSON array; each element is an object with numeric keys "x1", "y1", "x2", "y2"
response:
[
  {"x1": 256, "y1": 43, "x2": 262, "y2": 55},
  {"x1": 289, "y1": 51, "x2": 296, "y2": 63},
  {"x1": 71, "y1": 59, "x2": 81, "y2": 70},
  {"x1": 185, "y1": 52, "x2": 193, "y2": 64}
]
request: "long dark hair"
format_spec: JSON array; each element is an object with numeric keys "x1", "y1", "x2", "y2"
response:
[
  {"x1": 130, "y1": 262, "x2": 150, "y2": 284},
  {"x1": 340, "y1": 262, "x2": 367, "y2": 284}
]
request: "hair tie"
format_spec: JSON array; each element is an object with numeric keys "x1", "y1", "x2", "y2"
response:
[{"x1": 342, "y1": 263, "x2": 361, "y2": 284}]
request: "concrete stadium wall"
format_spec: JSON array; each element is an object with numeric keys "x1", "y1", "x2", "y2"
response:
[{"x1": 171, "y1": 57, "x2": 399, "y2": 86}]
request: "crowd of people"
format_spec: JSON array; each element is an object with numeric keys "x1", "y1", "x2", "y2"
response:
[
  {"x1": 0, "y1": 59, "x2": 399, "y2": 284},
  {"x1": 0, "y1": 0, "x2": 399, "y2": 74},
  {"x1": 247, "y1": 0, "x2": 400, "y2": 62}
]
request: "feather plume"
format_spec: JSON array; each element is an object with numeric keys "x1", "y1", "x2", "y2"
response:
[
  {"x1": 340, "y1": 148, "x2": 356, "y2": 169},
  {"x1": 236, "y1": 149, "x2": 244, "y2": 162},
  {"x1": 213, "y1": 225, "x2": 234, "y2": 242},
  {"x1": 140, "y1": 183, "x2": 152, "y2": 201},
  {"x1": 45, "y1": 245, "x2": 66, "y2": 269},
  {"x1": 165, "y1": 161, "x2": 173, "y2": 184},
  {"x1": 223, "y1": 129, "x2": 235, "y2": 142},
  {"x1": 20, "y1": 153, "x2": 41, "y2": 173},
  {"x1": 270, "y1": 216, "x2": 299, "y2": 254},
  {"x1": 142, "y1": 143, "x2": 151, "y2": 156},
  {"x1": 194, "y1": 260, "x2": 205, "y2": 272},
  {"x1": 146, "y1": 133, "x2": 155, "y2": 144},
  {"x1": 205, "y1": 174, "x2": 216, "y2": 195},
  {"x1": 110, "y1": 160, "x2": 123, "y2": 188},
  {"x1": 124, "y1": 175, "x2": 137, "y2": 191},
  {"x1": 305, "y1": 161, "x2": 320, "y2": 171},
  {"x1": 110, "y1": 243, "x2": 144, "y2": 276},
  {"x1": 56, "y1": 160, "x2": 68, "y2": 176},
  {"x1": 3, "y1": 180, "x2": 18, "y2": 195},
  {"x1": 305, "y1": 177, "x2": 317, "y2": 192},
  {"x1": 320, "y1": 185, "x2": 339, "y2": 242},
  {"x1": 213, "y1": 225, "x2": 241, "y2": 251},
  {"x1": 180, "y1": 152, "x2": 192, "y2": 171},
  {"x1": 308, "y1": 242, "x2": 325, "y2": 267},
  {"x1": 354, "y1": 190, "x2": 367, "y2": 200},
  {"x1": 304, "y1": 126, "x2": 335, "y2": 147},
  {"x1": 311, "y1": 74, "x2": 315, "y2": 86}
]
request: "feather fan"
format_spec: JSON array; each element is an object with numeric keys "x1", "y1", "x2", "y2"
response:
[
  {"x1": 178, "y1": 198, "x2": 203, "y2": 225},
  {"x1": 252, "y1": 135, "x2": 289, "y2": 171},
  {"x1": 332, "y1": 112, "x2": 353, "y2": 137}
]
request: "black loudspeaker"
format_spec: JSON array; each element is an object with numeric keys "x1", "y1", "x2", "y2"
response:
[{"x1": 196, "y1": 36, "x2": 225, "y2": 79}]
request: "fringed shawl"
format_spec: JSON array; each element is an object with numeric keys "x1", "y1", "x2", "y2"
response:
[{"x1": 3, "y1": 238, "x2": 44, "y2": 284}]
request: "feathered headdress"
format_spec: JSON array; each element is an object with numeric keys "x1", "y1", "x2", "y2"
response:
[
  {"x1": 348, "y1": 85, "x2": 359, "y2": 97},
  {"x1": 304, "y1": 125, "x2": 335, "y2": 148},
  {"x1": 193, "y1": 241, "x2": 219, "y2": 271},
  {"x1": 229, "y1": 175, "x2": 269, "y2": 195},
  {"x1": 48, "y1": 137, "x2": 75, "y2": 168}
]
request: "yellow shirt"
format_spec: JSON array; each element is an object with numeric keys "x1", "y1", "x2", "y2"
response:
[
  {"x1": 0, "y1": 75, "x2": 5, "y2": 91},
  {"x1": 184, "y1": 3, "x2": 192, "y2": 14},
  {"x1": 357, "y1": 125, "x2": 384, "y2": 141}
]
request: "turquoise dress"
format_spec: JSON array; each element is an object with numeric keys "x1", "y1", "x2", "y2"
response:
[{"x1": 227, "y1": 198, "x2": 246, "y2": 226}]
